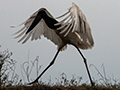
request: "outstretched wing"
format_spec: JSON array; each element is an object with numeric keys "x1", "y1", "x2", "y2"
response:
[
  {"x1": 55, "y1": 3, "x2": 94, "y2": 47},
  {"x1": 13, "y1": 8, "x2": 62, "y2": 47}
]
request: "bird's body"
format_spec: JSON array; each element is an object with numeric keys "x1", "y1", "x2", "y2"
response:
[
  {"x1": 12, "y1": 3, "x2": 94, "y2": 86},
  {"x1": 14, "y1": 3, "x2": 94, "y2": 50}
]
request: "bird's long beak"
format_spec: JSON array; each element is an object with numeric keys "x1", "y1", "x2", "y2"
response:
[{"x1": 26, "y1": 13, "x2": 42, "y2": 34}]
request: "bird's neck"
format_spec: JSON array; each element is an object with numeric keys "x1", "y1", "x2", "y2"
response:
[
  {"x1": 39, "y1": 11, "x2": 58, "y2": 29},
  {"x1": 43, "y1": 16, "x2": 58, "y2": 29}
]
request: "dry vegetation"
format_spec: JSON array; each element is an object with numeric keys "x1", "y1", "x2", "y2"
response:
[
  {"x1": 0, "y1": 84, "x2": 118, "y2": 90},
  {"x1": 0, "y1": 82, "x2": 120, "y2": 90},
  {"x1": 0, "y1": 48, "x2": 120, "y2": 90}
]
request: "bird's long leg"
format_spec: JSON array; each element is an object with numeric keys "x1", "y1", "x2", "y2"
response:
[
  {"x1": 28, "y1": 47, "x2": 62, "y2": 85},
  {"x1": 74, "y1": 46, "x2": 94, "y2": 86}
]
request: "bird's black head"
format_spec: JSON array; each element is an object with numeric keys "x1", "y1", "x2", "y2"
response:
[{"x1": 38, "y1": 10, "x2": 48, "y2": 18}]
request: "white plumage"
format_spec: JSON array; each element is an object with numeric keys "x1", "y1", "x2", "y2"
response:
[
  {"x1": 13, "y1": 3, "x2": 94, "y2": 50},
  {"x1": 12, "y1": 3, "x2": 94, "y2": 86}
]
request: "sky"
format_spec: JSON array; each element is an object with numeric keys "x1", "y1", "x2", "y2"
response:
[{"x1": 0, "y1": 0, "x2": 120, "y2": 84}]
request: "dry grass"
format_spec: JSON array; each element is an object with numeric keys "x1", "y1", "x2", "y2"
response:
[
  {"x1": 0, "y1": 84, "x2": 119, "y2": 90},
  {"x1": 0, "y1": 48, "x2": 120, "y2": 90}
]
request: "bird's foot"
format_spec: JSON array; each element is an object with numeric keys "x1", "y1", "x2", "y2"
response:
[{"x1": 27, "y1": 79, "x2": 38, "y2": 85}]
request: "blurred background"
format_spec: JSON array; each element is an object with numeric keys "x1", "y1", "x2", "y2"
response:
[{"x1": 0, "y1": 0, "x2": 120, "y2": 84}]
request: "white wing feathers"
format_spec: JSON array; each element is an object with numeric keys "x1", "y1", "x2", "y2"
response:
[
  {"x1": 12, "y1": 3, "x2": 94, "y2": 49},
  {"x1": 55, "y1": 3, "x2": 88, "y2": 35},
  {"x1": 55, "y1": 3, "x2": 94, "y2": 47},
  {"x1": 13, "y1": 8, "x2": 62, "y2": 47}
]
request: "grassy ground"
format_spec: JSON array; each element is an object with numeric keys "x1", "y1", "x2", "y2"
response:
[
  {"x1": 0, "y1": 49, "x2": 120, "y2": 90},
  {"x1": 0, "y1": 84, "x2": 120, "y2": 90}
]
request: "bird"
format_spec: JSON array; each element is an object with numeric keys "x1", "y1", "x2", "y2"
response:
[{"x1": 12, "y1": 3, "x2": 94, "y2": 86}]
